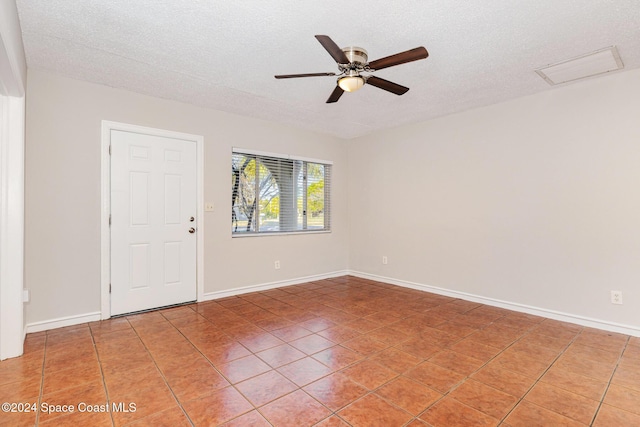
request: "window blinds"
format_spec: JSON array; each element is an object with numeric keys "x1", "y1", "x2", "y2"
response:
[{"x1": 232, "y1": 150, "x2": 331, "y2": 234}]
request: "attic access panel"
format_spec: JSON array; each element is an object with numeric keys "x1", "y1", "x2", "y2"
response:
[{"x1": 535, "y1": 46, "x2": 624, "y2": 85}]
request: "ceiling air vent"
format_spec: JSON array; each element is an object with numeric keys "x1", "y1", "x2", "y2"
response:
[{"x1": 535, "y1": 46, "x2": 624, "y2": 86}]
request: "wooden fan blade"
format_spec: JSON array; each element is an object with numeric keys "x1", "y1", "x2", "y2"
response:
[
  {"x1": 275, "y1": 72, "x2": 336, "y2": 79},
  {"x1": 366, "y1": 76, "x2": 409, "y2": 95},
  {"x1": 315, "y1": 35, "x2": 350, "y2": 64},
  {"x1": 326, "y1": 86, "x2": 345, "y2": 103},
  {"x1": 367, "y1": 47, "x2": 428, "y2": 71}
]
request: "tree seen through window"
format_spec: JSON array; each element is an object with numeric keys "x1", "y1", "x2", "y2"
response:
[{"x1": 232, "y1": 152, "x2": 330, "y2": 234}]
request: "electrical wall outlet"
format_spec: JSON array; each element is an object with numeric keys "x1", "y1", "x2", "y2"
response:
[
  {"x1": 274, "y1": 260, "x2": 281, "y2": 270},
  {"x1": 611, "y1": 290, "x2": 623, "y2": 305},
  {"x1": 382, "y1": 256, "x2": 388, "y2": 265}
]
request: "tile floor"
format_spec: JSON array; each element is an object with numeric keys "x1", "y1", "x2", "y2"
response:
[{"x1": 1, "y1": 276, "x2": 639, "y2": 426}]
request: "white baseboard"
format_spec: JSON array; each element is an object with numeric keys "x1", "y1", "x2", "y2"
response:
[
  {"x1": 26, "y1": 312, "x2": 102, "y2": 334},
  {"x1": 24, "y1": 270, "x2": 640, "y2": 338},
  {"x1": 201, "y1": 270, "x2": 349, "y2": 301},
  {"x1": 23, "y1": 271, "x2": 349, "y2": 334},
  {"x1": 350, "y1": 270, "x2": 640, "y2": 337}
]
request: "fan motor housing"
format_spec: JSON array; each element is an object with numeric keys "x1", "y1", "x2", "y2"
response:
[{"x1": 341, "y1": 47, "x2": 368, "y2": 65}]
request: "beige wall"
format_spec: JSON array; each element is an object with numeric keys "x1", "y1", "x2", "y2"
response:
[
  {"x1": 25, "y1": 65, "x2": 640, "y2": 332},
  {"x1": 24, "y1": 70, "x2": 348, "y2": 324},
  {"x1": 348, "y1": 68, "x2": 640, "y2": 330}
]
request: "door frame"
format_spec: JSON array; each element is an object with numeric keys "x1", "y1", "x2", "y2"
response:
[
  {"x1": 100, "y1": 121, "x2": 204, "y2": 319},
  {"x1": 0, "y1": 94, "x2": 25, "y2": 359}
]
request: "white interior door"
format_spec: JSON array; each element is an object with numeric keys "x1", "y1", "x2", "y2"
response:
[{"x1": 110, "y1": 130, "x2": 197, "y2": 316}]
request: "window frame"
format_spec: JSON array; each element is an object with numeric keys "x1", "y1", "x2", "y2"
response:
[{"x1": 231, "y1": 148, "x2": 332, "y2": 237}]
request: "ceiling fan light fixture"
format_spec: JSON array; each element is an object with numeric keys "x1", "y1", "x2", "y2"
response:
[
  {"x1": 275, "y1": 35, "x2": 429, "y2": 103},
  {"x1": 338, "y1": 75, "x2": 365, "y2": 92}
]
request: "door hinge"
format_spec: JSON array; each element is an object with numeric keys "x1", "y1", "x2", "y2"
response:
[
  {"x1": 109, "y1": 145, "x2": 111, "y2": 155},
  {"x1": 109, "y1": 283, "x2": 112, "y2": 293},
  {"x1": 109, "y1": 214, "x2": 111, "y2": 226}
]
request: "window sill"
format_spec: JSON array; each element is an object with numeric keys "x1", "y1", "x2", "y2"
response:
[{"x1": 232, "y1": 230, "x2": 331, "y2": 238}]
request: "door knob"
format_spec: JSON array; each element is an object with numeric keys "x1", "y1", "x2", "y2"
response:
[
  {"x1": 189, "y1": 227, "x2": 196, "y2": 234},
  {"x1": 189, "y1": 216, "x2": 195, "y2": 222}
]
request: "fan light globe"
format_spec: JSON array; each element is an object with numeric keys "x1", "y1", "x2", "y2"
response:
[{"x1": 338, "y1": 76, "x2": 365, "y2": 92}]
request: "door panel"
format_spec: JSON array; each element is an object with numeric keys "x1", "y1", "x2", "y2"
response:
[
  {"x1": 130, "y1": 172, "x2": 149, "y2": 225},
  {"x1": 164, "y1": 242, "x2": 181, "y2": 285},
  {"x1": 130, "y1": 244, "x2": 150, "y2": 289},
  {"x1": 164, "y1": 174, "x2": 182, "y2": 224},
  {"x1": 110, "y1": 130, "x2": 196, "y2": 315}
]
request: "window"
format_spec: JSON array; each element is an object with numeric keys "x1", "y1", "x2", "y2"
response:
[{"x1": 232, "y1": 149, "x2": 331, "y2": 235}]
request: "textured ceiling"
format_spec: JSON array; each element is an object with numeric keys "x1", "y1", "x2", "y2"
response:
[{"x1": 15, "y1": 0, "x2": 640, "y2": 139}]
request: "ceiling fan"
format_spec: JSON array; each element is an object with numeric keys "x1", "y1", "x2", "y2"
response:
[{"x1": 275, "y1": 35, "x2": 429, "y2": 103}]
